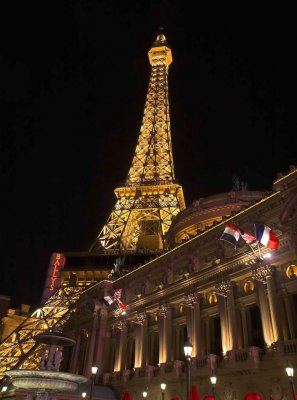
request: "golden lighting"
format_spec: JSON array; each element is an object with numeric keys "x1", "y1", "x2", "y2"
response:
[
  {"x1": 208, "y1": 292, "x2": 217, "y2": 305},
  {"x1": 243, "y1": 280, "x2": 255, "y2": 294},
  {"x1": 90, "y1": 33, "x2": 185, "y2": 252},
  {"x1": 286, "y1": 265, "x2": 297, "y2": 279}
]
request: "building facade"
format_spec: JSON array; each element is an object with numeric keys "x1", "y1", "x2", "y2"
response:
[
  {"x1": 1, "y1": 31, "x2": 297, "y2": 400},
  {"x1": 62, "y1": 165, "x2": 297, "y2": 400}
]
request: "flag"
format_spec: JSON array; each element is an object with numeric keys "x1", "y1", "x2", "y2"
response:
[
  {"x1": 240, "y1": 229, "x2": 256, "y2": 244},
  {"x1": 103, "y1": 295, "x2": 113, "y2": 306},
  {"x1": 114, "y1": 289, "x2": 122, "y2": 299},
  {"x1": 118, "y1": 300, "x2": 127, "y2": 310},
  {"x1": 255, "y1": 224, "x2": 279, "y2": 249},
  {"x1": 220, "y1": 223, "x2": 241, "y2": 247}
]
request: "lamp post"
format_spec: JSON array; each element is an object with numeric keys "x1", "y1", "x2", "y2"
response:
[
  {"x1": 184, "y1": 337, "x2": 193, "y2": 400},
  {"x1": 210, "y1": 370, "x2": 217, "y2": 400},
  {"x1": 1, "y1": 386, "x2": 8, "y2": 399},
  {"x1": 286, "y1": 363, "x2": 296, "y2": 400},
  {"x1": 90, "y1": 366, "x2": 98, "y2": 400},
  {"x1": 161, "y1": 383, "x2": 166, "y2": 400}
]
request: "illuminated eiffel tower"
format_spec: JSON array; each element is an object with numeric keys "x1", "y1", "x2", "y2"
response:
[
  {"x1": 0, "y1": 31, "x2": 185, "y2": 379},
  {"x1": 91, "y1": 30, "x2": 185, "y2": 252}
]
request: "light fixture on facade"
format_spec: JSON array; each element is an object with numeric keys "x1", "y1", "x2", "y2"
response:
[
  {"x1": 143, "y1": 391, "x2": 148, "y2": 398},
  {"x1": 286, "y1": 362, "x2": 296, "y2": 400}
]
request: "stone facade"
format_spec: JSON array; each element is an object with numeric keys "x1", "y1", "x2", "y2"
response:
[{"x1": 61, "y1": 167, "x2": 297, "y2": 400}]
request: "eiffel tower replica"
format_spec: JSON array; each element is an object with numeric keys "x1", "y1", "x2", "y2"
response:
[
  {"x1": 0, "y1": 30, "x2": 186, "y2": 378},
  {"x1": 90, "y1": 29, "x2": 185, "y2": 252}
]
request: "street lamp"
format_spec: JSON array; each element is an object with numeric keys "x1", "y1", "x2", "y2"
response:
[
  {"x1": 161, "y1": 383, "x2": 166, "y2": 400},
  {"x1": 1, "y1": 386, "x2": 8, "y2": 400},
  {"x1": 184, "y1": 337, "x2": 193, "y2": 400},
  {"x1": 82, "y1": 393, "x2": 87, "y2": 398},
  {"x1": 143, "y1": 391, "x2": 148, "y2": 399},
  {"x1": 90, "y1": 366, "x2": 98, "y2": 400},
  {"x1": 210, "y1": 370, "x2": 217, "y2": 400},
  {"x1": 286, "y1": 363, "x2": 296, "y2": 400}
]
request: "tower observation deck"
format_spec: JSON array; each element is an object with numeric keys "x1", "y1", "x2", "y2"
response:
[{"x1": 91, "y1": 31, "x2": 185, "y2": 252}]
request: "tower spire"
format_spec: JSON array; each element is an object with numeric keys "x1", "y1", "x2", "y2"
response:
[{"x1": 91, "y1": 32, "x2": 185, "y2": 252}]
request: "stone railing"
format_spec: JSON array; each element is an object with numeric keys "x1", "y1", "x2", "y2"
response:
[
  {"x1": 284, "y1": 338, "x2": 297, "y2": 354},
  {"x1": 195, "y1": 356, "x2": 208, "y2": 368},
  {"x1": 234, "y1": 348, "x2": 249, "y2": 362}
]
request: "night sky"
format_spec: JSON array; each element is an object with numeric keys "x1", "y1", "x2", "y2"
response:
[{"x1": 1, "y1": 2, "x2": 297, "y2": 308}]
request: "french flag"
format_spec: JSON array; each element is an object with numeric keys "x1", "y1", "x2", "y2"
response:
[
  {"x1": 220, "y1": 223, "x2": 241, "y2": 248},
  {"x1": 255, "y1": 224, "x2": 279, "y2": 249}
]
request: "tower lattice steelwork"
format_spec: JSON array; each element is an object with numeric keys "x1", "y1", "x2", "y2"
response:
[
  {"x1": 0, "y1": 31, "x2": 185, "y2": 379},
  {"x1": 91, "y1": 31, "x2": 185, "y2": 252}
]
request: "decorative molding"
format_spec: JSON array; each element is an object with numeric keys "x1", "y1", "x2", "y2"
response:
[
  {"x1": 133, "y1": 312, "x2": 147, "y2": 325},
  {"x1": 252, "y1": 264, "x2": 273, "y2": 282},
  {"x1": 183, "y1": 292, "x2": 200, "y2": 307},
  {"x1": 215, "y1": 279, "x2": 233, "y2": 297},
  {"x1": 157, "y1": 303, "x2": 170, "y2": 318},
  {"x1": 112, "y1": 320, "x2": 127, "y2": 331}
]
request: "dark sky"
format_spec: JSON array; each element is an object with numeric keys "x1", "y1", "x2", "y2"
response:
[{"x1": 1, "y1": 1, "x2": 297, "y2": 308}]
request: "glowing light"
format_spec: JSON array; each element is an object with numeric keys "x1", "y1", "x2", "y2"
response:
[
  {"x1": 263, "y1": 253, "x2": 271, "y2": 259},
  {"x1": 31, "y1": 308, "x2": 43, "y2": 318},
  {"x1": 91, "y1": 366, "x2": 98, "y2": 374},
  {"x1": 49, "y1": 253, "x2": 65, "y2": 292}
]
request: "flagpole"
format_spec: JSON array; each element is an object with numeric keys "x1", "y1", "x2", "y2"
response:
[
  {"x1": 241, "y1": 241, "x2": 261, "y2": 261},
  {"x1": 254, "y1": 224, "x2": 262, "y2": 259}
]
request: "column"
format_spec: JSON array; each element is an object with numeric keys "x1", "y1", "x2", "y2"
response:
[
  {"x1": 215, "y1": 280, "x2": 240, "y2": 351},
  {"x1": 205, "y1": 316, "x2": 211, "y2": 354},
  {"x1": 164, "y1": 306, "x2": 172, "y2": 362},
  {"x1": 94, "y1": 308, "x2": 108, "y2": 374},
  {"x1": 84, "y1": 306, "x2": 99, "y2": 378},
  {"x1": 69, "y1": 331, "x2": 81, "y2": 373},
  {"x1": 266, "y1": 274, "x2": 283, "y2": 342},
  {"x1": 175, "y1": 325, "x2": 181, "y2": 360},
  {"x1": 256, "y1": 281, "x2": 274, "y2": 346},
  {"x1": 240, "y1": 306, "x2": 249, "y2": 348},
  {"x1": 184, "y1": 293, "x2": 202, "y2": 357},
  {"x1": 194, "y1": 299, "x2": 202, "y2": 357},
  {"x1": 157, "y1": 304, "x2": 172, "y2": 363},
  {"x1": 134, "y1": 313, "x2": 148, "y2": 368},
  {"x1": 114, "y1": 323, "x2": 127, "y2": 371},
  {"x1": 227, "y1": 288, "x2": 238, "y2": 349},
  {"x1": 282, "y1": 291, "x2": 296, "y2": 339}
]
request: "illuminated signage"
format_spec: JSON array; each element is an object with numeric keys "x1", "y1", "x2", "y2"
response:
[
  {"x1": 49, "y1": 253, "x2": 65, "y2": 292},
  {"x1": 41, "y1": 253, "x2": 66, "y2": 303}
]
